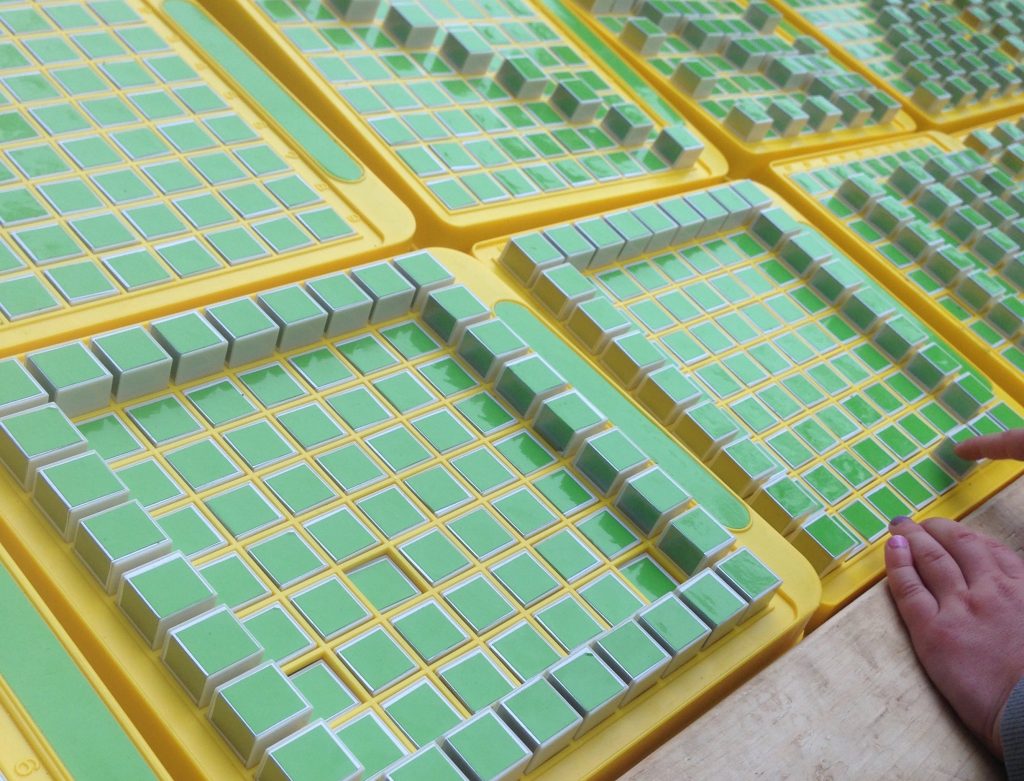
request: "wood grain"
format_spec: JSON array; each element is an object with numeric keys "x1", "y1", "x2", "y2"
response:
[{"x1": 621, "y1": 477, "x2": 1024, "y2": 781}]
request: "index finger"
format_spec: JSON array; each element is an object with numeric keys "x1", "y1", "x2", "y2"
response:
[
  {"x1": 954, "y1": 429, "x2": 1024, "y2": 461},
  {"x1": 885, "y1": 534, "x2": 937, "y2": 628}
]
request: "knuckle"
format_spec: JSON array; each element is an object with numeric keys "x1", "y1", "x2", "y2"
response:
[
  {"x1": 892, "y1": 578, "x2": 926, "y2": 602},
  {"x1": 915, "y1": 546, "x2": 948, "y2": 567}
]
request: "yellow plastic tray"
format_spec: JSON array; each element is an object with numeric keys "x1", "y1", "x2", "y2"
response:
[
  {"x1": 556, "y1": 1, "x2": 916, "y2": 176},
  {"x1": 0, "y1": 0, "x2": 413, "y2": 358},
  {"x1": 475, "y1": 182, "x2": 1024, "y2": 623},
  {"x1": 196, "y1": 0, "x2": 727, "y2": 247},
  {"x1": 768, "y1": 0, "x2": 1024, "y2": 132},
  {"x1": 0, "y1": 540, "x2": 166, "y2": 781},
  {"x1": 769, "y1": 130, "x2": 1024, "y2": 404},
  {"x1": 0, "y1": 248, "x2": 818, "y2": 779}
]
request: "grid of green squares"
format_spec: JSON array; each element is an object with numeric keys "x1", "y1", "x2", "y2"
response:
[
  {"x1": 785, "y1": 129, "x2": 1024, "y2": 376},
  {"x1": 251, "y1": 0, "x2": 699, "y2": 211},
  {"x1": 581, "y1": 0, "x2": 903, "y2": 142},
  {"x1": 0, "y1": 0, "x2": 357, "y2": 323},
  {"x1": 774, "y1": 0, "x2": 1024, "y2": 116},
  {"x1": 504, "y1": 184, "x2": 1017, "y2": 575},
  {"x1": 17, "y1": 263, "x2": 793, "y2": 772}
]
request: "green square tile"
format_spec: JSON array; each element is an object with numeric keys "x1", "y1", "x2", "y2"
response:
[
  {"x1": 492, "y1": 487, "x2": 557, "y2": 538},
  {"x1": 577, "y1": 509, "x2": 639, "y2": 559},
  {"x1": 338, "y1": 627, "x2": 416, "y2": 693},
  {"x1": 451, "y1": 447, "x2": 515, "y2": 494},
  {"x1": 70, "y1": 213, "x2": 134, "y2": 251},
  {"x1": 143, "y1": 160, "x2": 200, "y2": 194},
  {"x1": 198, "y1": 552, "x2": 269, "y2": 609},
  {"x1": 38, "y1": 180, "x2": 101, "y2": 214},
  {"x1": 491, "y1": 552, "x2": 558, "y2": 607},
  {"x1": 439, "y1": 650, "x2": 514, "y2": 712},
  {"x1": 238, "y1": 364, "x2": 306, "y2": 408},
  {"x1": 265, "y1": 462, "x2": 338, "y2": 515},
  {"x1": 204, "y1": 483, "x2": 283, "y2": 539},
  {"x1": 104, "y1": 249, "x2": 171, "y2": 290},
  {"x1": 76, "y1": 413, "x2": 142, "y2": 461},
  {"x1": 373, "y1": 371, "x2": 434, "y2": 413},
  {"x1": 367, "y1": 425, "x2": 430, "y2": 472},
  {"x1": 336, "y1": 335, "x2": 398, "y2": 376},
  {"x1": 534, "y1": 469, "x2": 594, "y2": 515},
  {"x1": 419, "y1": 357, "x2": 477, "y2": 397},
  {"x1": 317, "y1": 442, "x2": 385, "y2": 493},
  {"x1": 334, "y1": 712, "x2": 407, "y2": 777},
  {"x1": 288, "y1": 347, "x2": 353, "y2": 390},
  {"x1": 404, "y1": 465, "x2": 470, "y2": 513},
  {"x1": 0, "y1": 275, "x2": 59, "y2": 320},
  {"x1": 580, "y1": 572, "x2": 643, "y2": 625},
  {"x1": 186, "y1": 381, "x2": 256, "y2": 427},
  {"x1": 490, "y1": 621, "x2": 561, "y2": 680},
  {"x1": 305, "y1": 507, "x2": 377, "y2": 563},
  {"x1": 444, "y1": 574, "x2": 515, "y2": 632},
  {"x1": 46, "y1": 262, "x2": 117, "y2": 304},
  {"x1": 116, "y1": 458, "x2": 183, "y2": 509},
  {"x1": 262, "y1": 723, "x2": 360, "y2": 781},
  {"x1": 349, "y1": 557, "x2": 419, "y2": 611},
  {"x1": 248, "y1": 529, "x2": 325, "y2": 588},
  {"x1": 454, "y1": 391, "x2": 514, "y2": 435},
  {"x1": 400, "y1": 528, "x2": 470, "y2": 584},
  {"x1": 127, "y1": 396, "x2": 201, "y2": 445},
  {"x1": 277, "y1": 403, "x2": 345, "y2": 449},
  {"x1": 208, "y1": 663, "x2": 308, "y2": 765},
  {"x1": 494, "y1": 431, "x2": 555, "y2": 476},
  {"x1": 291, "y1": 576, "x2": 369, "y2": 639},
  {"x1": 243, "y1": 604, "x2": 313, "y2": 663},
  {"x1": 385, "y1": 680, "x2": 462, "y2": 748},
  {"x1": 411, "y1": 408, "x2": 474, "y2": 453},
  {"x1": 165, "y1": 439, "x2": 241, "y2": 491},
  {"x1": 447, "y1": 507, "x2": 514, "y2": 561},
  {"x1": 393, "y1": 600, "x2": 468, "y2": 664},
  {"x1": 356, "y1": 486, "x2": 426, "y2": 539},
  {"x1": 620, "y1": 553, "x2": 678, "y2": 601},
  {"x1": 154, "y1": 504, "x2": 224, "y2": 558},
  {"x1": 291, "y1": 662, "x2": 357, "y2": 721},
  {"x1": 379, "y1": 322, "x2": 439, "y2": 361},
  {"x1": 536, "y1": 595, "x2": 603, "y2": 651},
  {"x1": 326, "y1": 386, "x2": 393, "y2": 431}
]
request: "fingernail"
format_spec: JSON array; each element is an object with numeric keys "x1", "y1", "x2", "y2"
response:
[
  {"x1": 888, "y1": 535, "x2": 909, "y2": 549},
  {"x1": 890, "y1": 515, "x2": 912, "y2": 525}
]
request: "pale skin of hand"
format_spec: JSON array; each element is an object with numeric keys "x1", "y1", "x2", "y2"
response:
[{"x1": 883, "y1": 427, "x2": 1024, "y2": 757}]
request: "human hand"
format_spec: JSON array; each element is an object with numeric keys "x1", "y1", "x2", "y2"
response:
[
  {"x1": 885, "y1": 516, "x2": 1024, "y2": 757},
  {"x1": 955, "y1": 429, "x2": 1024, "y2": 462}
]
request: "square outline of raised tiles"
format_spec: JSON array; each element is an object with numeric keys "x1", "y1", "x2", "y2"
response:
[
  {"x1": 475, "y1": 178, "x2": 1024, "y2": 615},
  {"x1": 770, "y1": 120, "x2": 1024, "y2": 403},
  {"x1": 557, "y1": 0, "x2": 915, "y2": 169},
  {"x1": 0, "y1": 0, "x2": 412, "y2": 351},
  {"x1": 768, "y1": 0, "x2": 1024, "y2": 130},
  {"x1": 201, "y1": 0, "x2": 727, "y2": 239},
  {"x1": 0, "y1": 247, "x2": 816, "y2": 779}
]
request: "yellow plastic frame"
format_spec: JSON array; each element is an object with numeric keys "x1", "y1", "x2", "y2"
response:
[
  {"x1": 0, "y1": 248, "x2": 820, "y2": 780},
  {"x1": 556, "y1": 2, "x2": 917, "y2": 177},
  {"x1": 473, "y1": 186, "x2": 1024, "y2": 623},
  {"x1": 191, "y1": 0, "x2": 728, "y2": 248}
]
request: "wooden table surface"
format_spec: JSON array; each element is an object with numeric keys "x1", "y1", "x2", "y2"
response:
[{"x1": 622, "y1": 477, "x2": 1024, "y2": 781}]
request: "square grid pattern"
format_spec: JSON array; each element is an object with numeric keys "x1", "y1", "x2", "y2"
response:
[
  {"x1": 775, "y1": 0, "x2": 1024, "y2": 119},
  {"x1": 780, "y1": 125, "x2": 1024, "y2": 377},
  {"x1": 497, "y1": 181, "x2": 1022, "y2": 579},
  {"x1": 0, "y1": 252, "x2": 783, "y2": 777},
  {"x1": 0, "y1": 0, "x2": 360, "y2": 324},
  {"x1": 248, "y1": 0, "x2": 703, "y2": 211},
  {"x1": 574, "y1": 0, "x2": 903, "y2": 143}
]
